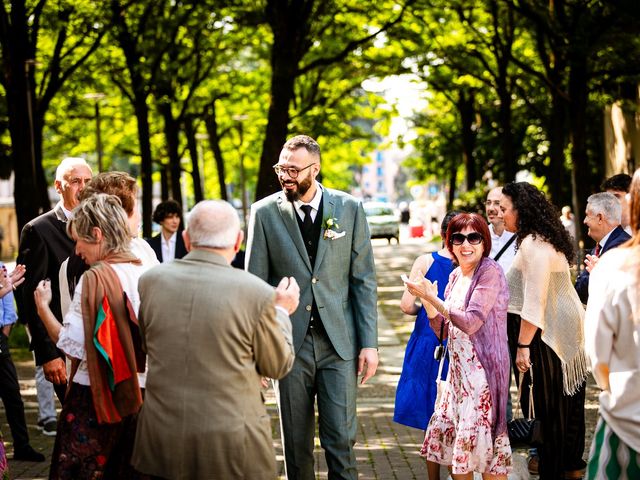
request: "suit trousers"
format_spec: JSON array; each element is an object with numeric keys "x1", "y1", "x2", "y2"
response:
[
  {"x1": 0, "y1": 339, "x2": 30, "y2": 450},
  {"x1": 277, "y1": 326, "x2": 358, "y2": 480}
]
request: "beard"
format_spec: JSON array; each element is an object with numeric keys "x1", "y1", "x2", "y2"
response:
[{"x1": 282, "y1": 173, "x2": 313, "y2": 202}]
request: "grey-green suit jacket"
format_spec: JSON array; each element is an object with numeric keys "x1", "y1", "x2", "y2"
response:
[{"x1": 246, "y1": 187, "x2": 378, "y2": 360}]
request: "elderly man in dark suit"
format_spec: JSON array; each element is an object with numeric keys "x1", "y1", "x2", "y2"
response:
[
  {"x1": 133, "y1": 200, "x2": 299, "y2": 479},
  {"x1": 246, "y1": 135, "x2": 378, "y2": 480},
  {"x1": 16, "y1": 157, "x2": 92, "y2": 402},
  {"x1": 575, "y1": 191, "x2": 631, "y2": 303}
]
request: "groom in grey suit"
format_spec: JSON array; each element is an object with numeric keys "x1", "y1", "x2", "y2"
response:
[{"x1": 247, "y1": 135, "x2": 378, "y2": 479}]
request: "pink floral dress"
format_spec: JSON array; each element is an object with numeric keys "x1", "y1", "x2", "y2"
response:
[
  {"x1": 420, "y1": 286, "x2": 512, "y2": 475},
  {"x1": 0, "y1": 435, "x2": 8, "y2": 480}
]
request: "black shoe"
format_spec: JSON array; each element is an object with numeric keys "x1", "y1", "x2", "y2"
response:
[{"x1": 13, "y1": 445, "x2": 45, "y2": 462}]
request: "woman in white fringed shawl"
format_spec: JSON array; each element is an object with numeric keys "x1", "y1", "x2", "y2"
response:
[{"x1": 499, "y1": 182, "x2": 588, "y2": 480}]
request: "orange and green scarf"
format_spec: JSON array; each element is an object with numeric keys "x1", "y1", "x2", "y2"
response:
[{"x1": 80, "y1": 252, "x2": 144, "y2": 424}]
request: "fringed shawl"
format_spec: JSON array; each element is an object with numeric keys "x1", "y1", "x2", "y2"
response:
[
  {"x1": 507, "y1": 235, "x2": 589, "y2": 395},
  {"x1": 80, "y1": 252, "x2": 144, "y2": 424}
]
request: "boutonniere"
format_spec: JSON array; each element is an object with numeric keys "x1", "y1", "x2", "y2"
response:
[{"x1": 323, "y1": 217, "x2": 346, "y2": 240}]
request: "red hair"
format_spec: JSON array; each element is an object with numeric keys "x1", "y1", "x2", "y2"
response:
[{"x1": 445, "y1": 213, "x2": 492, "y2": 261}]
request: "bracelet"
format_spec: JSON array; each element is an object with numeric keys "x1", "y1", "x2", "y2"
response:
[{"x1": 517, "y1": 343, "x2": 530, "y2": 349}]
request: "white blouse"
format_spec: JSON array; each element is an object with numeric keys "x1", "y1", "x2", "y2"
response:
[
  {"x1": 57, "y1": 262, "x2": 152, "y2": 387},
  {"x1": 585, "y1": 246, "x2": 640, "y2": 452}
]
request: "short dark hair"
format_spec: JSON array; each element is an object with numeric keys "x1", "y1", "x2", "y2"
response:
[
  {"x1": 153, "y1": 199, "x2": 183, "y2": 224},
  {"x1": 282, "y1": 135, "x2": 321, "y2": 160},
  {"x1": 445, "y1": 213, "x2": 492, "y2": 262},
  {"x1": 601, "y1": 173, "x2": 632, "y2": 193}
]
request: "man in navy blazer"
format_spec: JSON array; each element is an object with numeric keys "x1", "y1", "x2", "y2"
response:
[
  {"x1": 575, "y1": 192, "x2": 631, "y2": 303},
  {"x1": 146, "y1": 199, "x2": 188, "y2": 263}
]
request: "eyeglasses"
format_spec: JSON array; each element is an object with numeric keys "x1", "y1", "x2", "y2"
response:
[
  {"x1": 272, "y1": 163, "x2": 316, "y2": 179},
  {"x1": 450, "y1": 232, "x2": 483, "y2": 245}
]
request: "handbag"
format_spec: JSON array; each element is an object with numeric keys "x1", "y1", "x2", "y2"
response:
[
  {"x1": 507, "y1": 368, "x2": 543, "y2": 448},
  {"x1": 434, "y1": 319, "x2": 448, "y2": 406}
]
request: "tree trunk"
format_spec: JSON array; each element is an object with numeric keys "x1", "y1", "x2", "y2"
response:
[
  {"x1": 1, "y1": 1, "x2": 49, "y2": 233},
  {"x1": 497, "y1": 73, "x2": 516, "y2": 182},
  {"x1": 158, "y1": 103, "x2": 183, "y2": 203},
  {"x1": 255, "y1": 0, "x2": 314, "y2": 201},
  {"x1": 568, "y1": 55, "x2": 590, "y2": 247},
  {"x1": 255, "y1": 51, "x2": 298, "y2": 200},
  {"x1": 160, "y1": 164, "x2": 169, "y2": 201},
  {"x1": 133, "y1": 98, "x2": 154, "y2": 237},
  {"x1": 184, "y1": 118, "x2": 204, "y2": 203},
  {"x1": 458, "y1": 89, "x2": 477, "y2": 191},
  {"x1": 547, "y1": 88, "x2": 568, "y2": 206},
  {"x1": 204, "y1": 102, "x2": 228, "y2": 201}
]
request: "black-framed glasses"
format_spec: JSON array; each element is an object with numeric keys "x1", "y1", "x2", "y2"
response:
[
  {"x1": 272, "y1": 163, "x2": 316, "y2": 179},
  {"x1": 450, "y1": 232, "x2": 483, "y2": 245}
]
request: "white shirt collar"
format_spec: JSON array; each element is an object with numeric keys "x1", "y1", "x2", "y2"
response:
[
  {"x1": 293, "y1": 182, "x2": 323, "y2": 220},
  {"x1": 599, "y1": 227, "x2": 616, "y2": 249},
  {"x1": 58, "y1": 201, "x2": 73, "y2": 220}
]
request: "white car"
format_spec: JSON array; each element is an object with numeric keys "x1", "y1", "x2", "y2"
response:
[{"x1": 363, "y1": 202, "x2": 400, "y2": 244}]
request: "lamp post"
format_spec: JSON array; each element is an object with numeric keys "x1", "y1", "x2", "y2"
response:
[{"x1": 83, "y1": 92, "x2": 106, "y2": 172}]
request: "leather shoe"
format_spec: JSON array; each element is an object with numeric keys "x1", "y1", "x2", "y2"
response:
[
  {"x1": 527, "y1": 454, "x2": 539, "y2": 475},
  {"x1": 13, "y1": 445, "x2": 45, "y2": 462}
]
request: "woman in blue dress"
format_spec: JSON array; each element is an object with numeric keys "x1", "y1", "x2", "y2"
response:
[{"x1": 395, "y1": 211, "x2": 457, "y2": 480}]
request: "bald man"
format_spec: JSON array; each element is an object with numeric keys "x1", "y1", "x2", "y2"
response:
[{"x1": 133, "y1": 200, "x2": 299, "y2": 479}]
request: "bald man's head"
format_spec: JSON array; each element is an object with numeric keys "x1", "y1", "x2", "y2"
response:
[{"x1": 186, "y1": 200, "x2": 241, "y2": 250}]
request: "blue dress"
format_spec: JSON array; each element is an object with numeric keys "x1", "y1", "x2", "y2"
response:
[{"x1": 393, "y1": 252, "x2": 454, "y2": 430}]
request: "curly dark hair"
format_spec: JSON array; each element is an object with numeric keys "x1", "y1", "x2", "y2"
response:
[{"x1": 502, "y1": 182, "x2": 575, "y2": 265}]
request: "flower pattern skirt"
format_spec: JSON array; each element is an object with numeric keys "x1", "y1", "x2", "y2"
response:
[
  {"x1": 50, "y1": 382, "x2": 148, "y2": 480},
  {"x1": 420, "y1": 325, "x2": 512, "y2": 475}
]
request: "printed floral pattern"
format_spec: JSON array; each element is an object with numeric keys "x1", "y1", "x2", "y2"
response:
[
  {"x1": 420, "y1": 291, "x2": 512, "y2": 475},
  {"x1": 0, "y1": 435, "x2": 8, "y2": 480}
]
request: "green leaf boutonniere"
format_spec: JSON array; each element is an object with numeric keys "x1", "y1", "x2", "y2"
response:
[{"x1": 323, "y1": 217, "x2": 346, "y2": 240}]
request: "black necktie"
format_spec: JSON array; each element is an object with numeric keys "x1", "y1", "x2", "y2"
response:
[{"x1": 300, "y1": 205, "x2": 313, "y2": 235}]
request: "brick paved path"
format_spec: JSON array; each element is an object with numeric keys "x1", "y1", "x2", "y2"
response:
[{"x1": 1, "y1": 237, "x2": 598, "y2": 479}]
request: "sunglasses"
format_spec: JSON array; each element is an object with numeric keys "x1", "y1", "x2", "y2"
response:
[{"x1": 450, "y1": 232, "x2": 483, "y2": 246}]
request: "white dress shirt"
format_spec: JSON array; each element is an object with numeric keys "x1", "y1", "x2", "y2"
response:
[
  {"x1": 293, "y1": 182, "x2": 323, "y2": 223},
  {"x1": 489, "y1": 224, "x2": 517, "y2": 273},
  {"x1": 161, "y1": 231, "x2": 178, "y2": 262}
]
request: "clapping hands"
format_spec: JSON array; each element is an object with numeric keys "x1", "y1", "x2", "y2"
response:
[
  {"x1": 402, "y1": 271, "x2": 439, "y2": 304},
  {"x1": 0, "y1": 264, "x2": 26, "y2": 298}
]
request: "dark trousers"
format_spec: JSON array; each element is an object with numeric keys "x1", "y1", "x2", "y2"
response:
[
  {"x1": 507, "y1": 314, "x2": 586, "y2": 479},
  {"x1": 0, "y1": 335, "x2": 31, "y2": 450},
  {"x1": 277, "y1": 327, "x2": 358, "y2": 480}
]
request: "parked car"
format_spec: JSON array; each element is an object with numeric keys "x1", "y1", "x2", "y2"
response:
[{"x1": 363, "y1": 202, "x2": 400, "y2": 244}]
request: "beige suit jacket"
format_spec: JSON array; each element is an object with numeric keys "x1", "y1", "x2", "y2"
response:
[{"x1": 132, "y1": 249, "x2": 294, "y2": 479}]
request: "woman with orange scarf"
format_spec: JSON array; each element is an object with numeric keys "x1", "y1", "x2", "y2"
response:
[{"x1": 35, "y1": 194, "x2": 152, "y2": 479}]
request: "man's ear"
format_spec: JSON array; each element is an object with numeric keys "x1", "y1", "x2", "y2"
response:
[
  {"x1": 234, "y1": 230, "x2": 244, "y2": 253},
  {"x1": 183, "y1": 230, "x2": 192, "y2": 252},
  {"x1": 54, "y1": 179, "x2": 63, "y2": 194}
]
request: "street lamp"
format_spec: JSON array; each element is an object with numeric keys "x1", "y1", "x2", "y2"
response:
[{"x1": 83, "y1": 92, "x2": 106, "y2": 172}]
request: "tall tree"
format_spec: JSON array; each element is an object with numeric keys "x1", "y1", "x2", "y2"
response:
[
  {"x1": 0, "y1": 0, "x2": 105, "y2": 231},
  {"x1": 254, "y1": 0, "x2": 414, "y2": 200}
]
